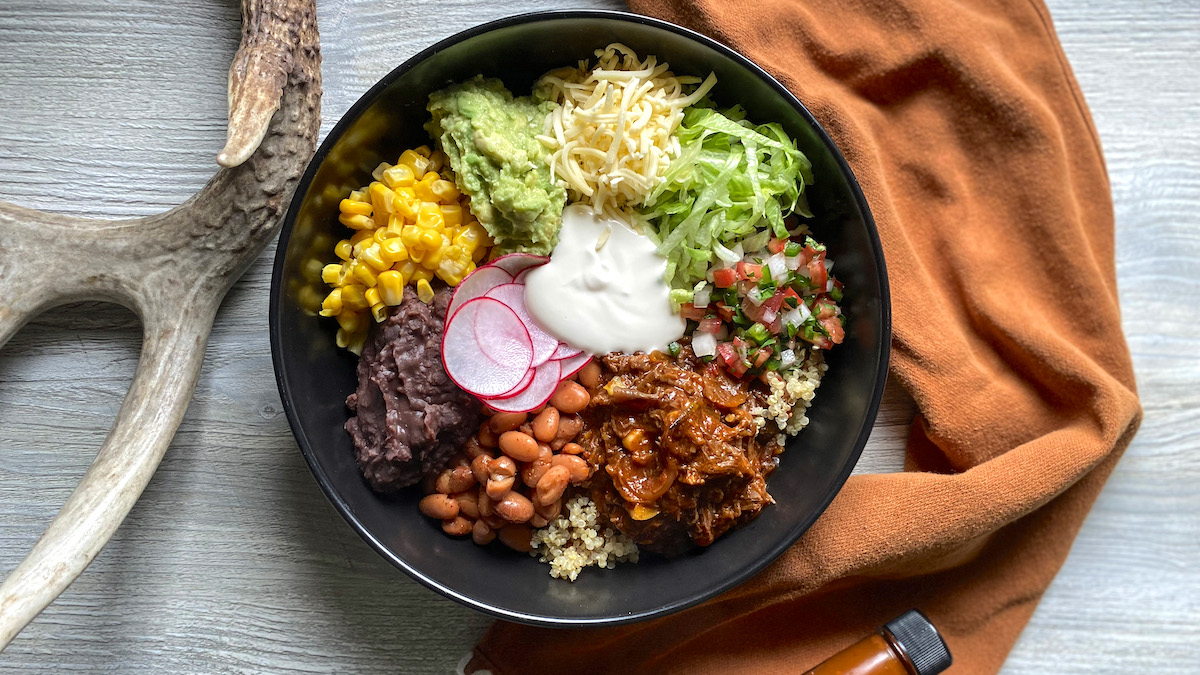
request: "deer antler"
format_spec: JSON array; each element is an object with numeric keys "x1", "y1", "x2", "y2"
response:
[{"x1": 0, "y1": 0, "x2": 321, "y2": 649}]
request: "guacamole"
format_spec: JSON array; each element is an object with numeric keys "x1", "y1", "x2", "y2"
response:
[{"x1": 426, "y1": 77, "x2": 565, "y2": 256}]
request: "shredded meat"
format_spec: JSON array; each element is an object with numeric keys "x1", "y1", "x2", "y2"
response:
[
  {"x1": 580, "y1": 348, "x2": 781, "y2": 555},
  {"x1": 344, "y1": 286, "x2": 482, "y2": 492}
]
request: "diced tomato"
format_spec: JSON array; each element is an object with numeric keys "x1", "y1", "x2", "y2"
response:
[
  {"x1": 715, "y1": 302, "x2": 735, "y2": 322},
  {"x1": 767, "y1": 238, "x2": 787, "y2": 254},
  {"x1": 783, "y1": 287, "x2": 802, "y2": 307},
  {"x1": 800, "y1": 246, "x2": 816, "y2": 265},
  {"x1": 712, "y1": 267, "x2": 739, "y2": 288},
  {"x1": 733, "y1": 336, "x2": 750, "y2": 355},
  {"x1": 728, "y1": 357, "x2": 750, "y2": 378},
  {"x1": 698, "y1": 317, "x2": 722, "y2": 335},
  {"x1": 819, "y1": 315, "x2": 845, "y2": 344},
  {"x1": 767, "y1": 313, "x2": 783, "y2": 334},
  {"x1": 763, "y1": 290, "x2": 786, "y2": 314},
  {"x1": 717, "y1": 341, "x2": 738, "y2": 367},
  {"x1": 752, "y1": 347, "x2": 773, "y2": 368},
  {"x1": 680, "y1": 303, "x2": 707, "y2": 320},
  {"x1": 815, "y1": 301, "x2": 838, "y2": 320},
  {"x1": 810, "y1": 334, "x2": 834, "y2": 350},
  {"x1": 742, "y1": 299, "x2": 768, "y2": 323},
  {"x1": 807, "y1": 254, "x2": 828, "y2": 289},
  {"x1": 736, "y1": 261, "x2": 763, "y2": 282}
]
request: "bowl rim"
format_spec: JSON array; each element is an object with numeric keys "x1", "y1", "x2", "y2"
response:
[{"x1": 270, "y1": 8, "x2": 891, "y2": 627}]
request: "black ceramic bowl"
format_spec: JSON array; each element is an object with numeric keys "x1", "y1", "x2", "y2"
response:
[{"x1": 271, "y1": 10, "x2": 888, "y2": 626}]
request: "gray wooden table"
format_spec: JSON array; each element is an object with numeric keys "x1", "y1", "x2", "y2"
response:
[{"x1": 0, "y1": 0, "x2": 1196, "y2": 672}]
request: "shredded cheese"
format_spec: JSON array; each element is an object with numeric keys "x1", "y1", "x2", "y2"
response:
[{"x1": 535, "y1": 43, "x2": 717, "y2": 222}]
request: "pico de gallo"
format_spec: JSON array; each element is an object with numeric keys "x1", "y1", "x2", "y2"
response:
[{"x1": 673, "y1": 231, "x2": 845, "y2": 378}]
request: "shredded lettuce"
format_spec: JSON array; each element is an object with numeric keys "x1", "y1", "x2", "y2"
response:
[{"x1": 641, "y1": 104, "x2": 814, "y2": 294}]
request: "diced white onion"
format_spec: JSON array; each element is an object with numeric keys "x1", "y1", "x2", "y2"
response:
[
  {"x1": 761, "y1": 307, "x2": 778, "y2": 325},
  {"x1": 692, "y1": 332, "x2": 717, "y2": 358},
  {"x1": 746, "y1": 286, "x2": 767, "y2": 306},
  {"x1": 799, "y1": 302, "x2": 812, "y2": 322},
  {"x1": 783, "y1": 307, "x2": 803, "y2": 329},
  {"x1": 784, "y1": 254, "x2": 801, "y2": 271},
  {"x1": 694, "y1": 285, "x2": 711, "y2": 308},
  {"x1": 766, "y1": 253, "x2": 788, "y2": 280},
  {"x1": 826, "y1": 279, "x2": 834, "y2": 292},
  {"x1": 824, "y1": 260, "x2": 834, "y2": 274},
  {"x1": 780, "y1": 349, "x2": 797, "y2": 368}
]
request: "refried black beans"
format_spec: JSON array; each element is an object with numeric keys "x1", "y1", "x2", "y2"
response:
[{"x1": 345, "y1": 286, "x2": 482, "y2": 492}]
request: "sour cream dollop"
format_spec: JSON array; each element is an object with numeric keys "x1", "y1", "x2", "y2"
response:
[{"x1": 523, "y1": 204, "x2": 685, "y2": 355}]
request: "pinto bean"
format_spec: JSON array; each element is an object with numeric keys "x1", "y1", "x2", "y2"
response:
[
  {"x1": 455, "y1": 491, "x2": 480, "y2": 519},
  {"x1": 471, "y1": 453, "x2": 492, "y2": 485},
  {"x1": 535, "y1": 497, "x2": 561, "y2": 521},
  {"x1": 419, "y1": 494, "x2": 459, "y2": 520},
  {"x1": 486, "y1": 475, "x2": 515, "y2": 500},
  {"x1": 494, "y1": 491, "x2": 534, "y2": 523},
  {"x1": 477, "y1": 424, "x2": 499, "y2": 448},
  {"x1": 472, "y1": 519, "x2": 495, "y2": 545},
  {"x1": 578, "y1": 361, "x2": 602, "y2": 389},
  {"x1": 489, "y1": 455, "x2": 517, "y2": 479},
  {"x1": 561, "y1": 442, "x2": 584, "y2": 455},
  {"x1": 522, "y1": 444, "x2": 554, "y2": 488},
  {"x1": 445, "y1": 465, "x2": 476, "y2": 493},
  {"x1": 535, "y1": 466, "x2": 570, "y2": 506},
  {"x1": 551, "y1": 454, "x2": 590, "y2": 483},
  {"x1": 550, "y1": 413, "x2": 584, "y2": 450},
  {"x1": 497, "y1": 524, "x2": 534, "y2": 553},
  {"x1": 499, "y1": 431, "x2": 541, "y2": 462},
  {"x1": 483, "y1": 513, "x2": 507, "y2": 530},
  {"x1": 463, "y1": 437, "x2": 490, "y2": 460},
  {"x1": 530, "y1": 513, "x2": 550, "y2": 528},
  {"x1": 531, "y1": 407, "x2": 559, "y2": 442},
  {"x1": 489, "y1": 412, "x2": 527, "y2": 434},
  {"x1": 442, "y1": 516, "x2": 472, "y2": 536},
  {"x1": 550, "y1": 381, "x2": 590, "y2": 414},
  {"x1": 477, "y1": 487, "x2": 494, "y2": 518}
]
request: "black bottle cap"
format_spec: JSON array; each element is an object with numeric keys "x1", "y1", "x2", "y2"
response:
[{"x1": 883, "y1": 610, "x2": 953, "y2": 675}]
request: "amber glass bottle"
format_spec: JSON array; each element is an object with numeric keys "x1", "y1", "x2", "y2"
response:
[{"x1": 803, "y1": 610, "x2": 953, "y2": 675}]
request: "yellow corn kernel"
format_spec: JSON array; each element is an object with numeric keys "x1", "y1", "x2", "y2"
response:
[
  {"x1": 422, "y1": 171, "x2": 441, "y2": 182},
  {"x1": 373, "y1": 227, "x2": 398, "y2": 244},
  {"x1": 472, "y1": 245, "x2": 488, "y2": 262},
  {"x1": 335, "y1": 327, "x2": 351, "y2": 349},
  {"x1": 364, "y1": 286, "x2": 381, "y2": 308},
  {"x1": 381, "y1": 163, "x2": 416, "y2": 189},
  {"x1": 424, "y1": 235, "x2": 453, "y2": 268},
  {"x1": 339, "y1": 199, "x2": 372, "y2": 216},
  {"x1": 415, "y1": 278, "x2": 434, "y2": 304},
  {"x1": 360, "y1": 243, "x2": 390, "y2": 272},
  {"x1": 435, "y1": 255, "x2": 470, "y2": 286},
  {"x1": 371, "y1": 162, "x2": 391, "y2": 182},
  {"x1": 398, "y1": 150, "x2": 431, "y2": 176},
  {"x1": 319, "y1": 288, "x2": 342, "y2": 316},
  {"x1": 409, "y1": 266, "x2": 433, "y2": 283},
  {"x1": 334, "y1": 239, "x2": 353, "y2": 261},
  {"x1": 412, "y1": 180, "x2": 437, "y2": 203},
  {"x1": 339, "y1": 213, "x2": 375, "y2": 231},
  {"x1": 430, "y1": 179, "x2": 460, "y2": 203},
  {"x1": 377, "y1": 270, "x2": 405, "y2": 305},
  {"x1": 340, "y1": 284, "x2": 368, "y2": 311},
  {"x1": 400, "y1": 224, "x2": 422, "y2": 248},
  {"x1": 393, "y1": 187, "x2": 419, "y2": 219},
  {"x1": 369, "y1": 182, "x2": 396, "y2": 220},
  {"x1": 353, "y1": 264, "x2": 378, "y2": 288},
  {"x1": 428, "y1": 149, "x2": 447, "y2": 173},
  {"x1": 347, "y1": 333, "x2": 366, "y2": 356},
  {"x1": 407, "y1": 241, "x2": 426, "y2": 264},
  {"x1": 336, "y1": 309, "x2": 364, "y2": 333},
  {"x1": 413, "y1": 145, "x2": 432, "y2": 158},
  {"x1": 439, "y1": 204, "x2": 463, "y2": 229},
  {"x1": 347, "y1": 189, "x2": 367, "y2": 202},
  {"x1": 417, "y1": 203, "x2": 444, "y2": 231},
  {"x1": 370, "y1": 302, "x2": 387, "y2": 323},
  {"x1": 397, "y1": 261, "x2": 419, "y2": 282},
  {"x1": 349, "y1": 228, "x2": 375, "y2": 246},
  {"x1": 419, "y1": 228, "x2": 442, "y2": 251},
  {"x1": 321, "y1": 263, "x2": 344, "y2": 286},
  {"x1": 379, "y1": 237, "x2": 408, "y2": 264},
  {"x1": 454, "y1": 221, "x2": 489, "y2": 251}
]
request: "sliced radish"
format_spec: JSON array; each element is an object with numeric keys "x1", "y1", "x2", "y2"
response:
[
  {"x1": 550, "y1": 342, "x2": 582, "y2": 360},
  {"x1": 496, "y1": 365, "x2": 535, "y2": 398},
  {"x1": 484, "y1": 283, "x2": 559, "y2": 367},
  {"x1": 488, "y1": 252, "x2": 549, "y2": 277},
  {"x1": 447, "y1": 265, "x2": 513, "y2": 323},
  {"x1": 483, "y1": 360, "x2": 562, "y2": 413},
  {"x1": 556, "y1": 353, "x2": 592, "y2": 379},
  {"x1": 513, "y1": 267, "x2": 533, "y2": 284},
  {"x1": 442, "y1": 297, "x2": 533, "y2": 397}
]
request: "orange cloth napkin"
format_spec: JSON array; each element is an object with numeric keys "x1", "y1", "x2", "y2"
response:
[{"x1": 471, "y1": 0, "x2": 1141, "y2": 671}]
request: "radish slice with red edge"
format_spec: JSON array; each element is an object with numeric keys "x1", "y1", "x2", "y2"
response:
[
  {"x1": 483, "y1": 359, "x2": 562, "y2": 413},
  {"x1": 446, "y1": 265, "x2": 513, "y2": 323},
  {"x1": 441, "y1": 297, "x2": 532, "y2": 397},
  {"x1": 484, "y1": 283, "x2": 559, "y2": 367},
  {"x1": 549, "y1": 343, "x2": 582, "y2": 360},
  {"x1": 488, "y1": 252, "x2": 549, "y2": 277},
  {"x1": 556, "y1": 353, "x2": 592, "y2": 380},
  {"x1": 495, "y1": 364, "x2": 535, "y2": 398}
]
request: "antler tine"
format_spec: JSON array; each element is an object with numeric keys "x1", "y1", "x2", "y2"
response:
[{"x1": 0, "y1": 0, "x2": 320, "y2": 648}]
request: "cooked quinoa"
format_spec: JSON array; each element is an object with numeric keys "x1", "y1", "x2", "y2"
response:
[
  {"x1": 530, "y1": 495, "x2": 639, "y2": 581},
  {"x1": 751, "y1": 350, "x2": 827, "y2": 438}
]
